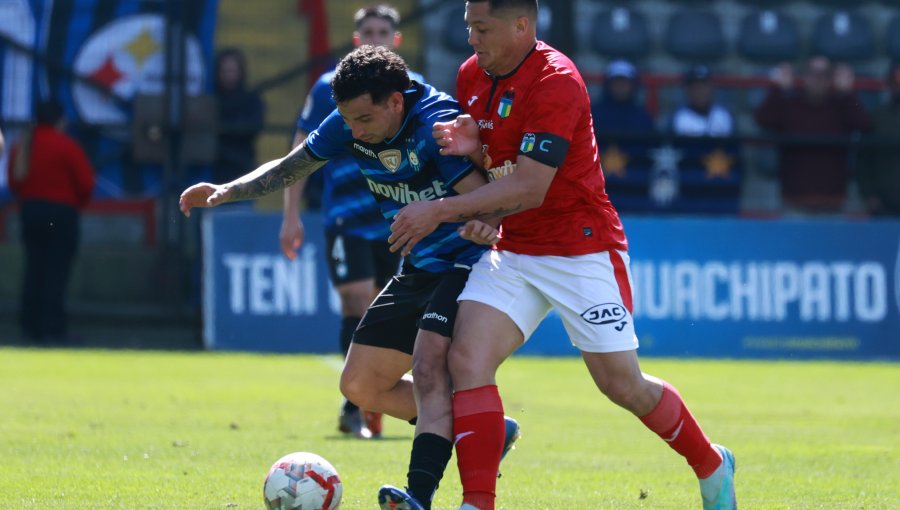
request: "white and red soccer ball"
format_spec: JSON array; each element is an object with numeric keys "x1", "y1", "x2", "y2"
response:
[{"x1": 263, "y1": 452, "x2": 342, "y2": 510}]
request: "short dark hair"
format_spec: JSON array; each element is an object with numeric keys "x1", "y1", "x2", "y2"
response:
[
  {"x1": 35, "y1": 99, "x2": 64, "y2": 125},
  {"x1": 332, "y1": 45, "x2": 410, "y2": 105},
  {"x1": 354, "y1": 4, "x2": 401, "y2": 30},
  {"x1": 467, "y1": 0, "x2": 538, "y2": 19}
]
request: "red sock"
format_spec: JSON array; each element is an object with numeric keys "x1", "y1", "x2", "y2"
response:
[
  {"x1": 639, "y1": 380, "x2": 722, "y2": 479},
  {"x1": 453, "y1": 385, "x2": 504, "y2": 510}
]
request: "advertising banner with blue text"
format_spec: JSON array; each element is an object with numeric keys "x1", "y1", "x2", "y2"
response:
[{"x1": 204, "y1": 211, "x2": 900, "y2": 360}]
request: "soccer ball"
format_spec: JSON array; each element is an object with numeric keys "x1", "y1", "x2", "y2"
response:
[{"x1": 263, "y1": 452, "x2": 342, "y2": 510}]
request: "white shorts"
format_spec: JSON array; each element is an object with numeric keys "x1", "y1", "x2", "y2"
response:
[{"x1": 458, "y1": 249, "x2": 639, "y2": 353}]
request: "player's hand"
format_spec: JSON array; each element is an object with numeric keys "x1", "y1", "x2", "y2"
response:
[
  {"x1": 433, "y1": 114, "x2": 482, "y2": 158},
  {"x1": 833, "y1": 63, "x2": 855, "y2": 93},
  {"x1": 179, "y1": 183, "x2": 231, "y2": 217},
  {"x1": 389, "y1": 200, "x2": 442, "y2": 256},
  {"x1": 458, "y1": 220, "x2": 500, "y2": 246},
  {"x1": 279, "y1": 215, "x2": 305, "y2": 260}
]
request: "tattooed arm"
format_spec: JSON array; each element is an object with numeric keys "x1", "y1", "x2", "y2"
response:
[{"x1": 179, "y1": 141, "x2": 327, "y2": 217}]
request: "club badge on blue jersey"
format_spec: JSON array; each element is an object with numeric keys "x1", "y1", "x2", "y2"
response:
[
  {"x1": 408, "y1": 149, "x2": 421, "y2": 172},
  {"x1": 378, "y1": 149, "x2": 402, "y2": 173}
]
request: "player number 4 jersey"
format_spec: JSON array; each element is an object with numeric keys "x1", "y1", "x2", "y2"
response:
[{"x1": 457, "y1": 41, "x2": 628, "y2": 256}]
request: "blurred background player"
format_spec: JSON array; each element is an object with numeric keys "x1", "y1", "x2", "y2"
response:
[
  {"x1": 6, "y1": 100, "x2": 95, "y2": 344},
  {"x1": 280, "y1": 4, "x2": 423, "y2": 439}
]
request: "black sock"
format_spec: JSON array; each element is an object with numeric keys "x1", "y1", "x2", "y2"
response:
[
  {"x1": 340, "y1": 317, "x2": 362, "y2": 414},
  {"x1": 406, "y1": 433, "x2": 453, "y2": 510}
]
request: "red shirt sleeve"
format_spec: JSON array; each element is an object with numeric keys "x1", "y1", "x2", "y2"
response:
[{"x1": 520, "y1": 70, "x2": 585, "y2": 142}]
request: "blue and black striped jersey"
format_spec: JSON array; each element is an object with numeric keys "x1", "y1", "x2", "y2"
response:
[
  {"x1": 297, "y1": 69, "x2": 425, "y2": 240},
  {"x1": 305, "y1": 81, "x2": 487, "y2": 273}
]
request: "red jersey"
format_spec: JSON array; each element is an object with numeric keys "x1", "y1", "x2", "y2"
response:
[
  {"x1": 7, "y1": 126, "x2": 95, "y2": 209},
  {"x1": 457, "y1": 41, "x2": 627, "y2": 256}
]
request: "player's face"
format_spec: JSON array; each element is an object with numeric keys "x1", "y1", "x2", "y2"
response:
[
  {"x1": 355, "y1": 17, "x2": 399, "y2": 48},
  {"x1": 337, "y1": 92, "x2": 404, "y2": 144},
  {"x1": 464, "y1": 2, "x2": 522, "y2": 75}
]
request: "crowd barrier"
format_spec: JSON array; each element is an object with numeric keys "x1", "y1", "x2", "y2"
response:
[{"x1": 203, "y1": 209, "x2": 900, "y2": 360}]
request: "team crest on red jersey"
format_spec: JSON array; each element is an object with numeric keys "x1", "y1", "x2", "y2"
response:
[{"x1": 498, "y1": 89, "x2": 515, "y2": 118}]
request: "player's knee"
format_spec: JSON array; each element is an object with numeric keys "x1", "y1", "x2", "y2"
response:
[
  {"x1": 411, "y1": 356, "x2": 449, "y2": 397},
  {"x1": 599, "y1": 378, "x2": 645, "y2": 412},
  {"x1": 447, "y1": 343, "x2": 482, "y2": 385},
  {"x1": 339, "y1": 370, "x2": 375, "y2": 409}
]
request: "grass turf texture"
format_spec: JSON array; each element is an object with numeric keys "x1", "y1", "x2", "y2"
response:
[{"x1": 0, "y1": 348, "x2": 897, "y2": 509}]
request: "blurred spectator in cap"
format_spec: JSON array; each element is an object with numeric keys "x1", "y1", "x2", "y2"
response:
[
  {"x1": 592, "y1": 59, "x2": 655, "y2": 140},
  {"x1": 755, "y1": 56, "x2": 871, "y2": 213},
  {"x1": 669, "y1": 65, "x2": 735, "y2": 137},
  {"x1": 6, "y1": 99, "x2": 95, "y2": 344},
  {"x1": 858, "y1": 61, "x2": 900, "y2": 216}
]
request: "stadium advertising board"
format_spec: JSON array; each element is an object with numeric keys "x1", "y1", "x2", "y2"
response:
[{"x1": 204, "y1": 210, "x2": 900, "y2": 360}]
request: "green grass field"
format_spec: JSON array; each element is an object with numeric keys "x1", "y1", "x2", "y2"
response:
[{"x1": 0, "y1": 348, "x2": 897, "y2": 509}]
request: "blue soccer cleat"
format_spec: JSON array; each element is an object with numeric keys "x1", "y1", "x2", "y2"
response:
[
  {"x1": 699, "y1": 444, "x2": 737, "y2": 510},
  {"x1": 378, "y1": 484, "x2": 425, "y2": 510},
  {"x1": 501, "y1": 416, "x2": 521, "y2": 461}
]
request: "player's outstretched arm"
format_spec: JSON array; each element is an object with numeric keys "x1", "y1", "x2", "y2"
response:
[
  {"x1": 179, "y1": 142, "x2": 327, "y2": 218},
  {"x1": 279, "y1": 131, "x2": 311, "y2": 260}
]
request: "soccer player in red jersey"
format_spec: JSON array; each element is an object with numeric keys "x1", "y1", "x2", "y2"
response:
[{"x1": 387, "y1": 1, "x2": 737, "y2": 509}]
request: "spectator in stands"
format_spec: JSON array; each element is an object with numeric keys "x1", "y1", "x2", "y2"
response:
[
  {"x1": 6, "y1": 100, "x2": 95, "y2": 344},
  {"x1": 213, "y1": 48, "x2": 265, "y2": 184},
  {"x1": 669, "y1": 65, "x2": 735, "y2": 137},
  {"x1": 663, "y1": 65, "x2": 741, "y2": 214},
  {"x1": 755, "y1": 56, "x2": 872, "y2": 213},
  {"x1": 858, "y1": 62, "x2": 900, "y2": 216},
  {"x1": 592, "y1": 59, "x2": 655, "y2": 144},
  {"x1": 0, "y1": 126, "x2": 5, "y2": 154}
]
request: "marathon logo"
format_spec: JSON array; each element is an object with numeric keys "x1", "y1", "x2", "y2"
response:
[
  {"x1": 366, "y1": 178, "x2": 449, "y2": 204},
  {"x1": 353, "y1": 142, "x2": 377, "y2": 159},
  {"x1": 422, "y1": 312, "x2": 449, "y2": 323}
]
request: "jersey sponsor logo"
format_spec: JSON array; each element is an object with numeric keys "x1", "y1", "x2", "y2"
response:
[
  {"x1": 486, "y1": 160, "x2": 516, "y2": 181},
  {"x1": 366, "y1": 178, "x2": 449, "y2": 204},
  {"x1": 422, "y1": 311, "x2": 448, "y2": 323},
  {"x1": 520, "y1": 133, "x2": 535, "y2": 153},
  {"x1": 353, "y1": 142, "x2": 377, "y2": 159},
  {"x1": 467, "y1": 95, "x2": 478, "y2": 106},
  {"x1": 378, "y1": 149, "x2": 402, "y2": 172},
  {"x1": 477, "y1": 119, "x2": 494, "y2": 130},
  {"x1": 581, "y1": 303, "x2": 628, "y2": 325},
  {"x1": 497, "y1": 89, "x2": 515, "y2": 118}
]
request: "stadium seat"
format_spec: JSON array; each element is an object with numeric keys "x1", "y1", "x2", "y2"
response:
[
  {"x1": 591, "y1": 7, "x2": 652, "y2": 60},
  {"x1": 738, "y1": 9, "x2": 801, "y2": 63},
  {"x1": 887, "y1": 14, "x2": 900, "y2": 61},
  {"x1": 811, "y1": 10, "x2": 876, "y2": 62},
  {"x1": 442, "y1": 4, "x2": 471, "y2": 54},
  {"x1": 665, "y1": 8, "x2": 727, "y2": 62}
]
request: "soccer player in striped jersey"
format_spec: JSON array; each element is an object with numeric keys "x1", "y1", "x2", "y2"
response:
[
  {"x1": 180, "y1": 45, "x2": 517, "y2": 510},
  {"x1": 280, "y1": 3, "x2": 425, "y2": 440}
]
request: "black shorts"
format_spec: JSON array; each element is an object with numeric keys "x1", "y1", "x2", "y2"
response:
[
  {"x1": 324, "y1": 231, "x2": 400, "y2": 288},
  {"x1": 352, "y1": 265, "x2": 471, "y2": 355}
]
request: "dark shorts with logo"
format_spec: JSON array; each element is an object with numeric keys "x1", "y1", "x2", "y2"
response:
[
  {"x1": 352, "y1": 264, "x2": 471, "y2": 355},
  {"x1": 324, "y1": 232, "x2": 401, "y2": 288}
]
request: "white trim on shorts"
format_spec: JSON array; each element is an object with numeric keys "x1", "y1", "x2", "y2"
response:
[{"x1": 457, "y1": 249, "x2": 639, "y2": 353}]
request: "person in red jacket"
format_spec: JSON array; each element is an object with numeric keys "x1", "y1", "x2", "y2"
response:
[
  {"x1": 755, "y1": 56, "x2": 872, "y2": 213},
  {"x1": 7, "y1": 100, "x2": 95, "y2": 343}
]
